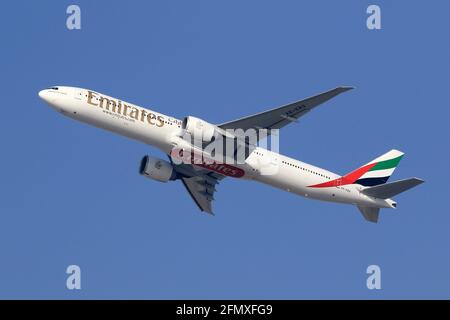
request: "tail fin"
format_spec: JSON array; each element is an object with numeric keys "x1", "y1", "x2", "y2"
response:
[
  {"x1": 347, "y1": 149, "x2": 405, "y2": 187},
  {"x1": 308, "y1": 149, "x2": 405, "y2": 188}
]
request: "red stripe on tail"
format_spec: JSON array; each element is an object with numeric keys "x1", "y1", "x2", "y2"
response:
[{"x1": 308, "y1": 162, "x2": 377, "y2": 188}]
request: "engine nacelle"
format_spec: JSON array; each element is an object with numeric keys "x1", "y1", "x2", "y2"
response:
[
  {"x1": 139, "y1": 155, "x2": 177, "y2": 182},
  {"x1": 182, "y1": 116, "x2": 217, "y2": 142}
]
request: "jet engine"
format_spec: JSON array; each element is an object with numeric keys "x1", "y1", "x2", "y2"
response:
[
  {"x1": 139, "y1": 155, "x2": 177, "y2": 182},
  {"x1": 182, "y1": 116, "x2": 217, "y2": 142}
]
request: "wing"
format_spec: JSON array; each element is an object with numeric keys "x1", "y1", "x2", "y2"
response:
[
  {"x1": 170, "y1": 160, "x2": 225, "y2": 214},
  {"x1": 219, "y1": 86, "x2": 353, "y2": 132},
  {"x1": 181, "y1": 176, "x2": 218, "y2": 214}
]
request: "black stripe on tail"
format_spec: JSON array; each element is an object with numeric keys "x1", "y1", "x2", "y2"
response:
[{"x1": 354, "y1": 176, "x2": 390, "y2": 187}]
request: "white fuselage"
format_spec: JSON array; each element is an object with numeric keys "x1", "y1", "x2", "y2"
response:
[{"x1": 39, "y1": 86, "x2": 393, "y2": 209}]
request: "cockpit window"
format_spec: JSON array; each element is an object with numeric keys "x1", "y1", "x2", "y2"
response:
[{"x1": 47, "y1": 87, "x2": 59, "y2": 90}]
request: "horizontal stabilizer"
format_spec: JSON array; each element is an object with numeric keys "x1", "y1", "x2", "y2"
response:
[
  {"x1": 361, "y1": 177, "x2": 424, "y2": 199},
  {"x1": 357, "y1": 206, "x2": 380, "y2": 223}
]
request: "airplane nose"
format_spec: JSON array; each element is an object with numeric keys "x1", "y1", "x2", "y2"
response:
[
  {"x1": 38, "y1": 89, "x2": 56, "y2": 106},
  {"x1": 38, "y1": 89, "x2": 48, "y2": 101}
]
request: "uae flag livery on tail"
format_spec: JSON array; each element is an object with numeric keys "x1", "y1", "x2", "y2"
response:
[
  {"x1": 309, "y1": 150, "x2": 404, "y2": 188},
  {"x1": 354, "y1": 150, "x2": 404, "y2": 186}
]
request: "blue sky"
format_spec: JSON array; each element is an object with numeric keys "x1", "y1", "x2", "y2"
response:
[{"x1": 0, "y1": 0, "x2": 449, "y2": 299}]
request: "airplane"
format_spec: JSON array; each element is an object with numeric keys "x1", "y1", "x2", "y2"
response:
[{"x1": 38, "y1": 86, "x2": 424, "y2": 223}]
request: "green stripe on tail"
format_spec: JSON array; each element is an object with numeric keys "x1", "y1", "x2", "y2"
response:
[{"x1": 369, "y1": 155, "x2": 404, "y2": 171}]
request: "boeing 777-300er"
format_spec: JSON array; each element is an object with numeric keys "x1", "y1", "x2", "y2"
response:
[{"x1": 39, "y1": 86, "x2": 423, "y2": 223}]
